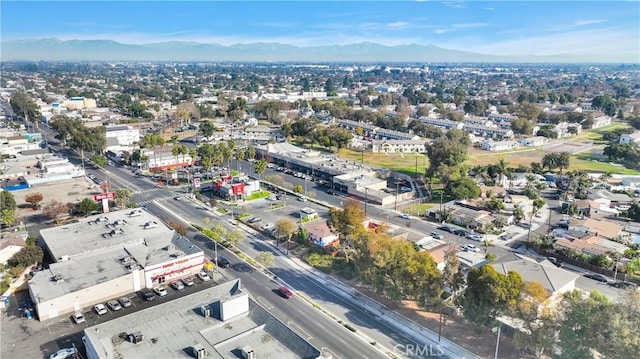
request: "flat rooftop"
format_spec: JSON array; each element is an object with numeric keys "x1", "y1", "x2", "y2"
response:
[
  {"x1": 41, "y1": 209, "x2": 201, "y2": 263},
  {"x1": 83, "y1": 279, "x2": 321, "y2": 359}
]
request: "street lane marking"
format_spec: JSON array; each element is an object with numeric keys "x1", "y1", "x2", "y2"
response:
[
  {"x1": 256, "y1": 296, "x2": 273, "y2": 310},
  {"x1": 288, "y1": 321, "x2": 313, "y2": 341}
]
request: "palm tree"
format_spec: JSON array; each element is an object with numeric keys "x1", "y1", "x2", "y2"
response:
[
  {"x1": 235, "y1": 148, "x2": 245, "y2": 172},
  {"x1": 541, "y1": 152, "x2": 558, "y2": 172},
  {"x1": 497, "y1": 158, "x2": 508, "y2": 187}
]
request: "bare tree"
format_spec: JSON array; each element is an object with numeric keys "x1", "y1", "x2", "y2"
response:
[{"x1": 42, "y1": 200, "x2": 69, "y2": 225}]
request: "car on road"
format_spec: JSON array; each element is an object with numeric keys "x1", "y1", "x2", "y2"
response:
[
  {"x1": 182, "y1": 277, "x2": 195, "y2": 287},
  {"x1": 544, "y1": 257, "x2": 563, "y2": 267},
  {"x1": 278, "y1": 286, "x2": 294, "y2": 299},
  {"x1": 49, "y1": 348, "x2": 77, "y2": 359},
  {"x1": 584, "y1": 273, "x2": 610, "y2": 283},
  {"x1": 107, "y1": 300, "x2": 122, "y2": 311},
  {"x1": 517, "y1": 222, "x2": 532, "y2": 229},
  {"x1": 297, "y1": 196, "x2": 307, "y2": 202},
  {"x1": 94, "y1": 304, "x2": 108, "y2": 315},
  {"x1": 609, "y1": 281, "x2": 637, "y2": 290},
  {"x1": 153, "y1": 286, "x2": 168, "y2": 297},
  {"x1": 462, "y1": 244, "x2": 480, "y2": 253},
  {"x1": 139, "y1": 288, "x2": 155, "y2": 302},
  {"x1": 248, "y1": 216, "x2": 262, "y2": 224},
  {"x1": 171, "y1": 281, "x2": 185, "y2": 291},
  {"x1": 217, "y1": 256, "x2": 231, "y2": 268},
  {"x1": 173, "y1": 196, "x2": 181, "y2": 200},
  {"x1": 261, "y1": 223, "x2": 275, "y2": 231},
  {"x1": 437, "y1": 225, "x2": 453, "y2": 233},
  {"x1": 467, "y1": 234, "x2": 483, "y2": 242},
  {"x1": 118, "y1": 297, "x2": 132, "y2": 308},
  {"x1": 454, "y1": 229, "x2": 469, "y2": 237},
  {"x1": 499, "y1": 234, "x2": 513, "y2": 241},
  {"x1": 197, "y1": 271, "x2": 211, "y2": 282},
  {"x1": 71, "y1": 311, "x2": 85, "y2": 324},
  {"x1": 399, "y1": 213, "x2": 412, "y2": 220},
  {"x1": 430, "y1": 231, "x2": 443, "y2": 240}
]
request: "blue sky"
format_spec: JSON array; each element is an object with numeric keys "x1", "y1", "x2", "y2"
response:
[{"x1": 2, "y1": 1, "x2": 639, "y2": 57}]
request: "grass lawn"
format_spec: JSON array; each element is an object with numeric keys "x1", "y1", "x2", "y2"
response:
[
  {"x1": 338, "y1": 148, "x2": 429, "y2": 176},
  {"x1": 570, "y1": 155, "x2": 640, "y2": 175},
  {"x1": 404, "y1": 203, "x2": 435, "y2": 216},
  {"x1": 245, "y1": 191, "x2": 270, "y2": 201}
]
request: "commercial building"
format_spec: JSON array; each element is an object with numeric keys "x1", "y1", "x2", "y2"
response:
[
  {"x1": 82, "y1": 279, "x2": 322, "y2": 359},
  {"x1": 29, "y1": 209, "x2": 204, "y2": 321}
]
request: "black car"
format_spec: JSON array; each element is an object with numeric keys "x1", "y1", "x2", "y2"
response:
[
  {"x1": 217, "y1": 256, "x2": 231, "y2": 268},
  {"x1": 139, "y1": 288, "x2": 155, "y2": 301},
  {"x1": 544, "y1": 257, "x2": 563, "y2": 267},
  {"x1": 437, "y1": 225, "x2": 453, "y2": 233},
  {"x1": 609, "y1": 281, "x2": 637, "y2": 289},
  {"x1": 584, "y1": 273, "x2": 609, "y2": 283},
  {"x1": 453, "y1": 229, "x2": 469, "y2": 236}
]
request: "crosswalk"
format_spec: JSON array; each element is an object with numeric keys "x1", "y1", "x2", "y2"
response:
[
  {"x1": 132, "y1": 188, "x2": 163, "y2": 195},
  {"x1": 135, "y1": 196, "x2": 175, "y2": 206}
]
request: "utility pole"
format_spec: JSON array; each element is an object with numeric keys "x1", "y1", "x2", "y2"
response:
[
  {"x1": 494, "y1": 324, "x2": 502, "y2": 359},
  {"x1": 395, "y1": 181, "x2": 399, "y2": 211},
  {"x1": 364, "y1": 187, "x2": 368, "y2": 217}
]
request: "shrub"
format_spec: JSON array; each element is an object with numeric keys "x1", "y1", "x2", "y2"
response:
[{"x1": 7, "y1": 246, "x2": 43, "y2": 268}]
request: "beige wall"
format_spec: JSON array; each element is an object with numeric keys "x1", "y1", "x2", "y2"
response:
[
  {"x1": 0, "y1": 245, "x2": 23, "y2": 265},
  {"x1": 33, "y1": 270, "x2": 144, "y2": 321}
]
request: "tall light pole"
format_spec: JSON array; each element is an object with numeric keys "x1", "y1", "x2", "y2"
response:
[
  {"x1": 395, "y1": 181, "x2": 400, "y2": 211},
  {"x1": 494, "y1": 324, "x2": 502, "y2": 359},
  {"x1": 364, "y1": 187, "x2": 369, "y2": 217}
]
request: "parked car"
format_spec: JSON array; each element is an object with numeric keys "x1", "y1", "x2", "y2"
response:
[
  {"x1": 467, "y1": 234, "x2": 483, "y2": 242},
  {"x1": 171, "y1": 281, "x2": 185, "y2": 291},
  {"x1": 248, "y1": 216, "x2": 262, "y2": 224},
  {"x1": 297, "y1": 196, "x2": 307, "y2": 202},
  {"x1": 94, "y1": 304, "x2": 108, "y2": 315},
  {"x1": 153, "y1": 286, "x2": 168, "y2": 297},
  {"x1": 71, "y1": 311, "x2": 85, "y2": 324},
  {"x1": 517, "y1": 222, "x2": 532, "y2": 229},
  {"x1": 399, "y1": 213, "x2": 412, "y2": 220},
  {"x1": 454, "y1": 229, "x2": 469, "y2": 237},
  {"x1": 437, "y1": 225, "x2": 453, "y2": 233},
  {"x1": 462, "y1": 244, "x2": 480, "y2": 253},
  {"x1": 584, "y1": 273, "x2": 610, "y2": 283},
  {"x1": 217, "y1": 256, "x2": 231, "y2": 268},
  {"x1": 49, "y1": 348, "x2": 77, "y2": 359},
  {"x1": 430, "y1": 231, "x2": 443, "y2": 240},
  {"x1": 182, "y1": 277, "x2": 195, "y2": 287},
  {"x1": 139, "y1": 288, "x2": 155, "y2": 301},
  {"x1": 261, "y1": 223, "x2": 275, "y2": 231},
  {"x1": 499, "y1": 234, "x2": 513, "y2": 241},
  {"x1": 118, "y1": 297, "x2": 132, "y2": 308},
  {"x1": 197, "y1": 271, "x2": 211, "y2": 282},
  {"x1": 609, "y1": 281, "x2": 637, "y2": 289},
  {"x1": 278, "y1": 286, "x2": 294, "y2": 299},
  {"x1": 107, "y1": 300, "x2": 122, "y2": 311},
  {"x1": 544, "y1": 257, "x2": 563, "y2": 267}
]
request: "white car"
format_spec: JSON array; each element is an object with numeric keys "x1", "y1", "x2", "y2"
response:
[
  {"x1": 197, "y1": 271, "x2": 211, "y2": 282},
  {"x1": 94, "y1": 304, "x2": 108, "y2": 315},
  {"x1": 71, "y1": 311, "x2": 85, "y2": 324},
  {"x1": 462, "y1": 244, "x2": 480, "y2": 253},
  {"x1": 297, "y1": 196, "x2": 307, "y2": 202},
  {"x1": 49, "y1": 348, "x2": 77, "y2": 359},
  {"x1": 171, "y1": 281, "x2": 185, "y2": 291},
  {"x1": 153, "y1": 286, "x2": 168, "y2": 297},
  {"x1": 261, "y1": 223, "x2": 275, "y2": 231},
  {"x1": 399, "y1": 213, "x2": 412, "y2": 220}
]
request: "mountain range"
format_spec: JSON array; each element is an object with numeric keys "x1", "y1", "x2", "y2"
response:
[{"x1": 1, "y1": 38, "x2": 635, "y2": 63}]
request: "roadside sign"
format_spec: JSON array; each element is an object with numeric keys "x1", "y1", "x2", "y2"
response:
[
  {"x1": 93, "y1": 192, "x2": 116, "y2": 201},
  {"x1": 194, "y1": 177, "x2": 201, "y2": 188}
]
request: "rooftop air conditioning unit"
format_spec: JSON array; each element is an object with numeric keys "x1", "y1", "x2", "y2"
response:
[
  {"x1": 52, "y1": 274, "x2": 64, "y2": 283},
  {"x1": 192, "y1": 344, "x2": 207, "y2": 359},
  {"x1": 200, "y1": 306, "x2": 211, "y2": 318},
  {"x1": 240, "y1": 346, "x2": 255, "y2": 359},
  {"x1": 127, "y1": 332, "x2": 144, "y2": 344}
]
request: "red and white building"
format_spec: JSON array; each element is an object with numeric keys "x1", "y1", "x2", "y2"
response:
[{"x1": 143, "y1": 146, "x2": 193, "y2": 171}]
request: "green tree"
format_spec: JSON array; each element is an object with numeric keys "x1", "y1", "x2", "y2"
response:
[
  {"x1": 255, "y1": 251, "x2": 275, "y2": 267},
  {"x1": 77, "y1": 197, "x2": 99, "y2": 216},
  {"x1": 8, "y1": 245, "x2": 44, "y2": 267},
  {"x1": 225, "y1": 230, "x2": 244, "y2": 247},
  {"x1": 448, "y1": 178, "x2": 481, "y2": 200},
  {"x1": 200, "y1": 120, "x2": 216, "y2": 139},
  {"x1": 461, "y1": 266, "x2": 524, "y2": 326},
  {"x1": 426, "y1": 137, "x2": 469, "y2": 179},
  {"x1": 1, "y1": 191, "x2": 17, "y2": 212},
  {"x1": 292, "y1": 185, "x2": 304, "y2": 194},
  {"x1": 1, "y1": 209, "x2": 16, "y2": 227},
  {"x1": 254, "y1": 159, "x2": 267, "y2": 180},
  {"x1": 328, "y1": 198, "x2": 365, "y2": 239},
  {"x1": 275, "y1": 217, "x2": 297, "y2": 245},
  {"x1": 10, "y1": 92, "x2": 41, "y2": 128},
  {"x1": 115, "y1": 188, "x2": 132, "y2": 210},
  {"x1": 235, "y1": 148, "x2": 245, "y2": 172},
  {"x1": 556, "y1": 290, "x2": 615, "y2": 359}
]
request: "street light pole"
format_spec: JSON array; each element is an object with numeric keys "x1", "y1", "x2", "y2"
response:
[
  {"x1": 364, "y1": 187, "x2": 368, "y2": 217},
  {"x1": 395, "y1": 182, "x2": 399, "y2": 211},
  {"x1": 494, "y1": 324, "x2": 502, "y2": 359}
]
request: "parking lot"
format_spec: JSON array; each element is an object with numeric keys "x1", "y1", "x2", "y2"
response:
[{"x1": 0, "y1": 271, "x2": 223, "y2": 359}]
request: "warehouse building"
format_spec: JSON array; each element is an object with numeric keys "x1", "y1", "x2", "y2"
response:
[
  {"x1": 29, "y1": 209, "x2": 205, "y2": 321},
  {"x1": 82, "y1": 279, "x2": 322, "y2": 359}
]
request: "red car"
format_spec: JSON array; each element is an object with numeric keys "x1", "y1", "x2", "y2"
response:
[{"x1": 278, "y1": 286, "x2": 293, "y2": 299}]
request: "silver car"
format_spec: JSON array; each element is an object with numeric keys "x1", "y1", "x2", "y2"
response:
[
  {"x1": 107, "y1": 300, "x2": 122, "y2": 311},
  {"x1": 118, "y1": 297, "x2": 132, "y2": 308}
]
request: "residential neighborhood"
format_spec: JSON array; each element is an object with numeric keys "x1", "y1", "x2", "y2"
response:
[{"x1": 2, "y1": 50, "x2": 640, "y2": 359}]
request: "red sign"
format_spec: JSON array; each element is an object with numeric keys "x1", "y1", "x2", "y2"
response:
[
  {"x1": 93, "y1": 192, "x2": 116, "y2": 201},
  {"x1": 231, "y1": 182, "x2": 245, "y2": 195},
  {"x1": 194, "y1": 177, "x2": 201, "y2": 188}
]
